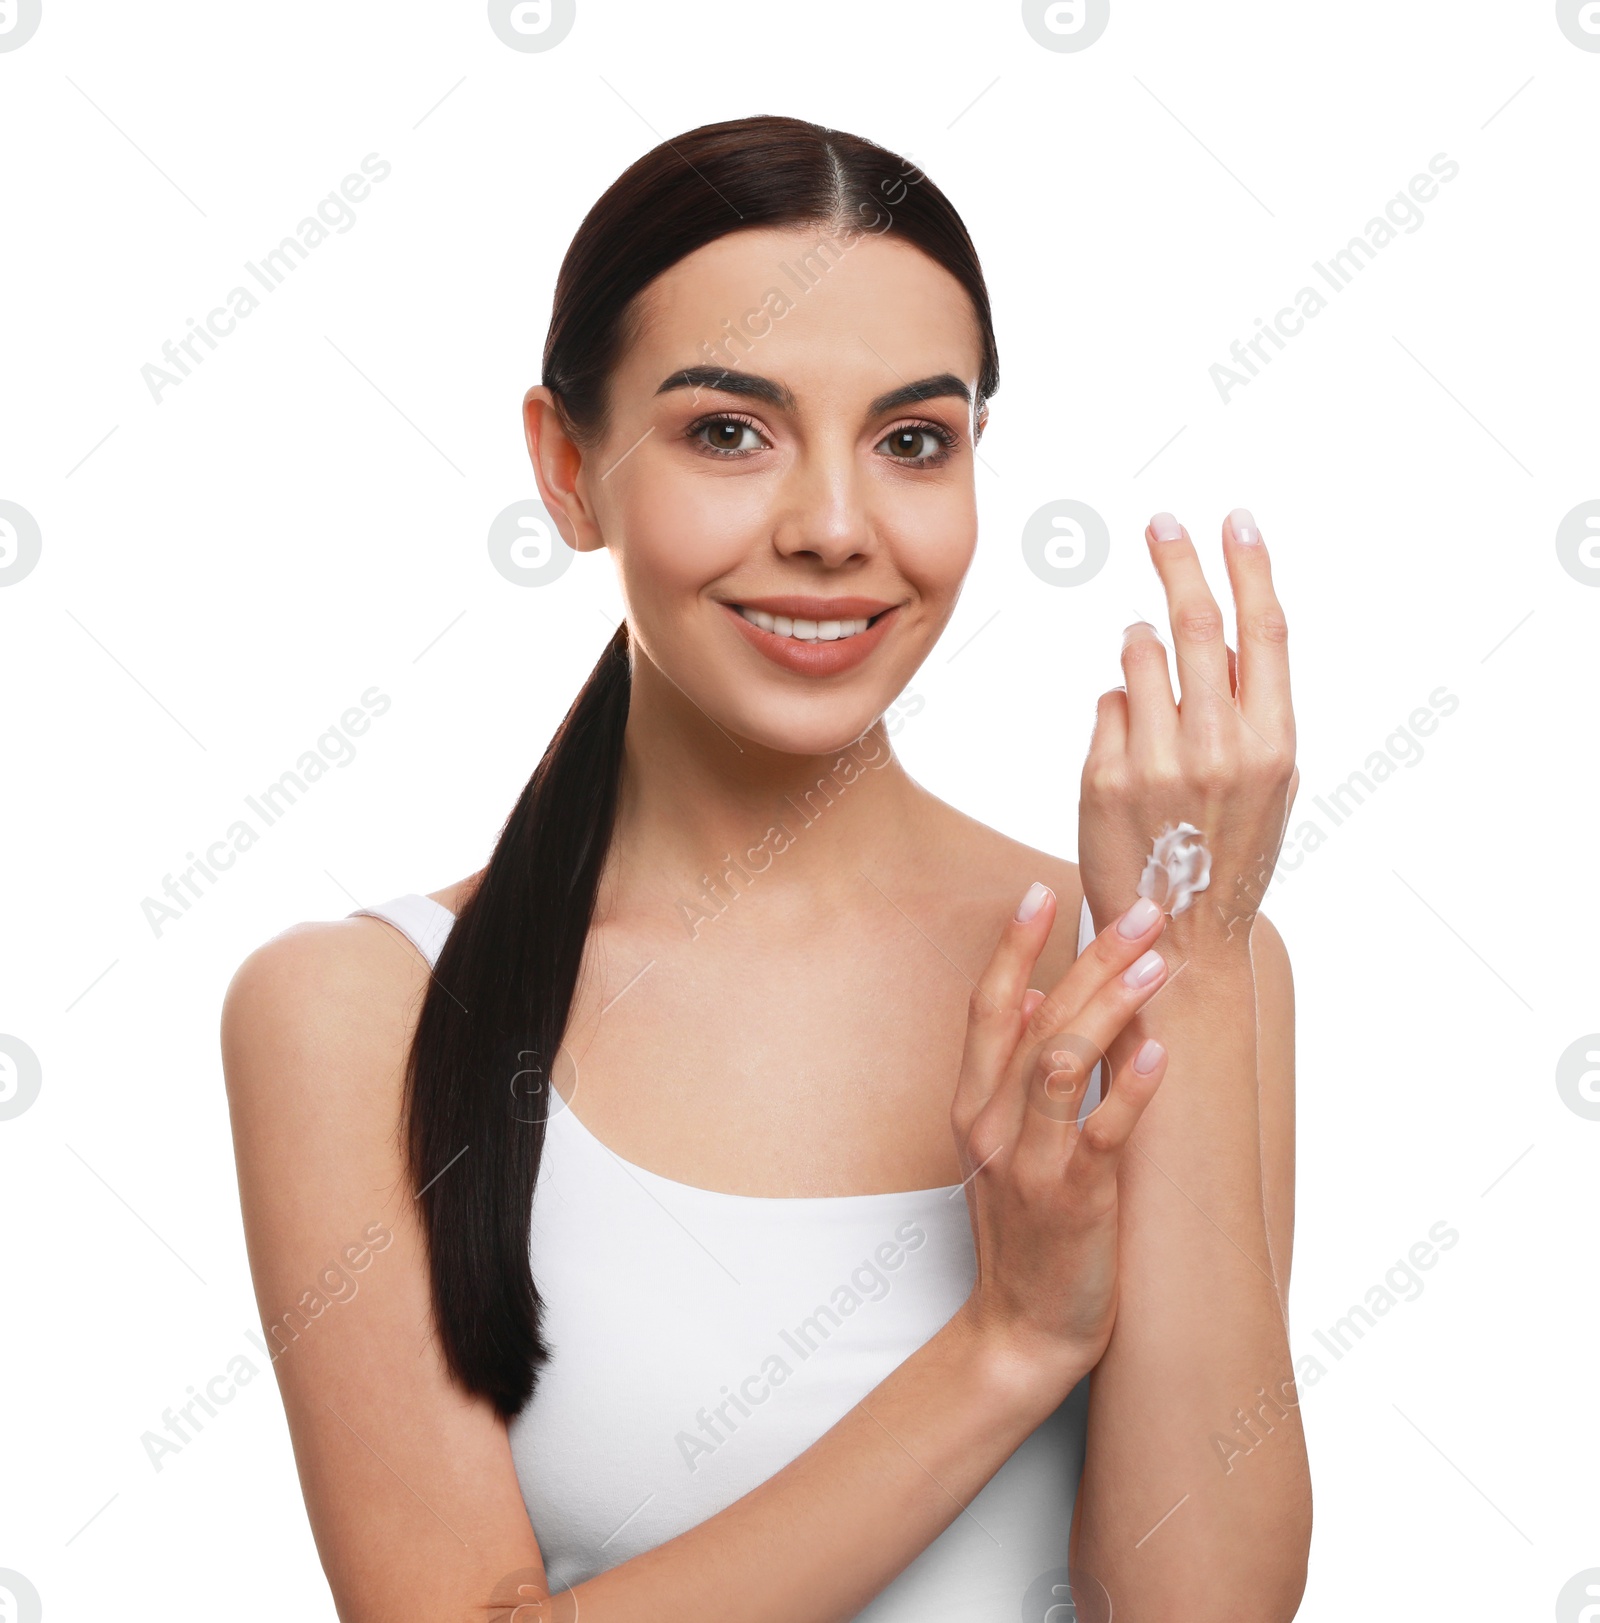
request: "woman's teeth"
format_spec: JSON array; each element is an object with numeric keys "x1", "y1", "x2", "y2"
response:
[{"x1": 735, "y1": 606, "x2": 875, "y2": 642}]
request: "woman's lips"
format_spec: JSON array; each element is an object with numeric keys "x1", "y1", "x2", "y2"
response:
[{"x1": 720, "y1": 601, "x2": 900, "y2": 676}]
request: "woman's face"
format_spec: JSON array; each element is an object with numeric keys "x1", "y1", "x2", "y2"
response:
[{"x1": 526, "y1": 223, "x2": 986, "y2": 758}]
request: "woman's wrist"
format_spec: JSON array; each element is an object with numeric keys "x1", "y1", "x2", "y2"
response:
[{"x1": 948, "y1": 1296, "x2": 1096, "y2": 1420}]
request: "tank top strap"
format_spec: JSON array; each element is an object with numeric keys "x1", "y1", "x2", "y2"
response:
[{"x1": 348, "y1": 893, "x2": 457, "y2": 969}]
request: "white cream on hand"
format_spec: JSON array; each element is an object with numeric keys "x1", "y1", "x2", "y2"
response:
[{"x1": 1137, "y1": 821, "x2": 1212, "y2": 917}]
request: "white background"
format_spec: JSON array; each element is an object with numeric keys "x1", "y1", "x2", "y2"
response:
[{"x1": 2, "y1": 1, "x2": 1596, "y2": 1617}]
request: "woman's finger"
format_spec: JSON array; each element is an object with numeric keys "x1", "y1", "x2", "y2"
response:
[
  {"x1": 1221, "y1": 508, "x2": 1294, "y2": 752},
  {"x1": 997, "y1": 896, "x2": 1169, "y2": 1168},
  {"x1": 1062, "y1": 1034, "x2": 1169, "y2": 1214},
  {"x1": 1144, "y1": 512, "x2": 1233, "y2": 741},
  {"x1": 1119, "y1": 619, "x2": 1178, "y2": 758},
  {"x1": 951, "y1": 883, "x2": 1058, "y2": 1128},
  {"x1": 1019, "y1": 894, "x2": 1167, "y2": 1063},
  {"x1": 1086, "y1": 684, "x2": 1130, "y2": 766}
]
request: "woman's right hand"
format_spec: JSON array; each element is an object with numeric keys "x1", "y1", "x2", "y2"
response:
[{"x1": 949, "y1": 883, "x2": 1172, "y2": 1394}]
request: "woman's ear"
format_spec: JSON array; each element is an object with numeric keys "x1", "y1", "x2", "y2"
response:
[
  {"x1": 974, "y1": 400, "x2": 990, "y2": 444},
  {"x1": 522, "y1": 385, "x2": 606, "y2": 553}
]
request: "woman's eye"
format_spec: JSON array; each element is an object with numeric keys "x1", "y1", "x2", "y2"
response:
[
  {"x1": 692, "y1": 417, "x2": 765, "y2": 455},
  {"x1": 879, "y1": 425, "x2": 954, "y2": 463}
]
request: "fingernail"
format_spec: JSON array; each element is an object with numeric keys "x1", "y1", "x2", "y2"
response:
[
  {"x1": 1133, "y1": 1038, "x2": 1165, "y2": 1074},
  {"x1": 1122, "y1": 620, "x2": 1156, "y2": 649},
  {"x1": 1149, "y1": 511, "x2": 1183, "y2": 542},
  {"x1": 1016, "y1": 881, "x2": 1052, "y2": 922},
  {"x1": 1230, "y1": 507, "x2": 1261, "y2": 545},
  {"x1": 1122, "y1": 949, "x2": 1166, "y2": 988},
  {"x1": 1117, "y1": 896, "x2": 1162, "y2": 938}
]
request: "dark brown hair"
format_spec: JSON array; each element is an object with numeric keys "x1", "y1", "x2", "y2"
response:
[{"x1": 406, "y1": 113, "x2": 1001, "y2": 1417}]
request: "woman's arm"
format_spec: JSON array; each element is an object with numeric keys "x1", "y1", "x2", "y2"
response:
[
  {"x1": 1070, "y1": 508, "x2": 1310, "y2": 1620},
  {"x1": 1072, "y1": 912, "x2": 1308, "y2": 1620},
  {"x1": 221, "y1": 923, "x2": 547, "y2": 1618},
  {"x1": 222, "y1": 920, "x2": 1092, "y2": 1623}
]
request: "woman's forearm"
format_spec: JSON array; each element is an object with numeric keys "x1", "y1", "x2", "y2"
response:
[
  {"x1": 506, "y1": 1306, "x2": 1081, "y2": 1623},
  {"x1": 1074, "y1": 945, "x2": 1310, "y2": 1622}
]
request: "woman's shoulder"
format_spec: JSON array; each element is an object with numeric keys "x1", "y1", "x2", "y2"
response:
[
  {"x1": 221, "y1": 902, "x2": 429, "y2": 1035},
  {"x1": 219, "y1": 870, "x2": 483, "y2": 1109}
]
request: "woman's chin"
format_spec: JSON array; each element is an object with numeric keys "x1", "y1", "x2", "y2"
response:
[{"x1": 714, "y1": 699, "x2": 901, "y2": 762}]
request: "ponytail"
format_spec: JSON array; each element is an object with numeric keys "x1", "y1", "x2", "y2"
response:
[{"x1": 404, "y1": 621, "x2": 630, "y2": 1417}]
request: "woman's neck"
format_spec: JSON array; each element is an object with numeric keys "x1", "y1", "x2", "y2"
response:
[{"x1": 599, "y1": 652, "x2": 939, "y2": 924}]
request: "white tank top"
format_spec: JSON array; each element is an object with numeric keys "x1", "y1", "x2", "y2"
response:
[{"x1": 350, "y1": 891, "x2": 1103, "y2": 1619}]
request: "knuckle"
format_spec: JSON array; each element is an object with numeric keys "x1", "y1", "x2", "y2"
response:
[
  {"x1": 1083, "y1": 761, "x2": 1126, "y2": 800},
  {"x1": 1041, "y1": 1029, "x2": 1104, "y2": 1080},
  {"x1": 1144, "y1": 758, "x2": 1185, "y2": 794},
  {"x1": 1025, "y1": 992, "x2": 1074, "y2": 1043},
  {"x1": 967, "y1": 979, "x2": 1009, "y2": 1028},
  {"x1": 965, "y1": 1113, "x2": 1008, "y2": 1171},
  {"x1": 1183, "y1": 749, "x2": 1231, "y2": 790},
  {"x1": 1246, "y1": 607, "x2": 1289, "y2": 645},
  {"x1": 1032, "y1": 1049, "x2": 1091, "y2": 1119},
  {"x1": 1175, "y1": 605, "x2": 1225, "y2": 643},
  {"x1": 1010, "y1": 1156, "x2": 1055, "y2": 1204},
  {"x1": 949, "y1": 1096, "x2": 975, "y2": 1139},
  {"x1": 1248, "y1": 748, "x2": 1293, "y2": 789},
  {"x1": 1077, "y1": 1117, "x2": 1119, "y2": 1157}
]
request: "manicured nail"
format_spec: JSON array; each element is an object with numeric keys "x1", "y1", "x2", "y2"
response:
[
  {"x1": 1122, "y1": 949, "x2": 1166, "y2": 988},
  {"x1": 1133, "y1": 1037, "x2": 1165, "y2": 1074},
  {"x1": 1117, "y1": 896, "x2": 1161, "y2": 938},
  {"x1": 1230, "y1": 507, "x2": 1261, "y2": 545},
  {"x1": 1016, "y1": 881, "x2": 1052, "y2": 922},
  {"x1": 1149, "y1": 511, "x2": 1183, "y2": 542}
]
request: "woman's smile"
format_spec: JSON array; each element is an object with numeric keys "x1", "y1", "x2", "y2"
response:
[{"x1": 715, "y1": 596, "x2": 904, "y2": 676}]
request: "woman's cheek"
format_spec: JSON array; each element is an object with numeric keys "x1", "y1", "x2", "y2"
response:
[
  {"x1": 892, "y1": 504, "x2": 976, "y2": 607},
  {"x1": 617, "y1": 481, "x2": 753, "y2": 597}
]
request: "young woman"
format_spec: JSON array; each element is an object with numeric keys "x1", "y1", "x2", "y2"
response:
[{"x1": 222, "y1": 114, "x2": 1309, "y2": 1622}]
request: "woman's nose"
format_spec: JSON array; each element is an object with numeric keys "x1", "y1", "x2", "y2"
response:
[{"x1": 769, "y1": 453, "x2": 873, "y2": 564}]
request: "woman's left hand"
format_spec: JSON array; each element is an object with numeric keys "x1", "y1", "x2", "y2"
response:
[{"x1": 1077, "y1": 509, "x2": 1300, "y2": 961}]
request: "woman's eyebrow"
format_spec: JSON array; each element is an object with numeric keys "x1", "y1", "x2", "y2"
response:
[{"x1": 655, "y1": 367, "x2": 971, "y2": 418}]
